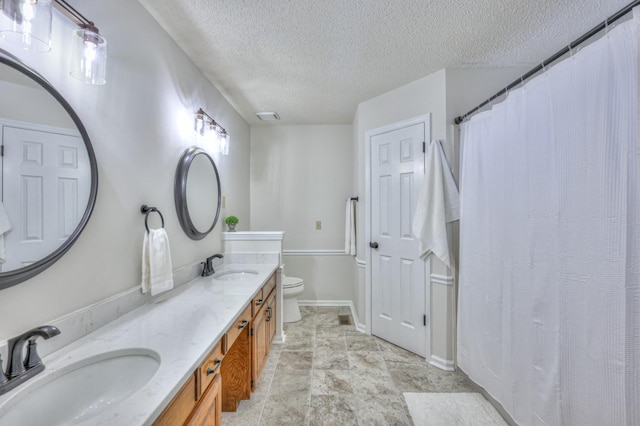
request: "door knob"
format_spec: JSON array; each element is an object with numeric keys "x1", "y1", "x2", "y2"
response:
[{"x1": 369, "y1": 242, "x2": 379, "y2": 249}]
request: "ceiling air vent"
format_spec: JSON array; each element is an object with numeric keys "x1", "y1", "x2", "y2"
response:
[{"x1": 256, "y1": 112, "x2": 280, "y2": 121}]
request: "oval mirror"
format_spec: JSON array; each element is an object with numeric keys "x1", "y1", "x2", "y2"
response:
[
  {"x1": 0, "y1": 50, "x2": 98, "y2": 290},
  {"x1": 174, "y1": 146, "x2": 221, "y2": 240}
]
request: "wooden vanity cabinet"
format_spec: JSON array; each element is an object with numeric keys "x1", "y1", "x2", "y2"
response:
[
  {"x1": 153, "y1": 374, "x2": 197, "y2": 426},
  {"x1": 156, "y1": 271, "x2": 279, "y2": 423},
  {"x1": 154, "y1": 341, "x2": 223, "y2": 426},
  {"x1": 266, "y1": 288, "x2": 277, "y2": 346},
  {"x1": 251, "y1": 278, "x2": 277, "y2": 391},
  {"x1": 189, "y1": 374, "x2": 222, "y2": 426}
]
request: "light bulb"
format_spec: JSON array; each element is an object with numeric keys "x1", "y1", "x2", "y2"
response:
[{"x1": 20, "y1": 0, "x2": 36, "y2": 22}]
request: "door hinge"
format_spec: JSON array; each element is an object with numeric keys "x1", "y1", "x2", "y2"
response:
[
  {"x1": 250, "y1": 328, "x2": 254, "y2": 336},
  {"x1": 422, "y1": 141, "x2": 425, "y2": 153},
  {"x1": 1, "y1": 145, "x2": 4, "y2": 157},
  {"x1": 251, "y1": 379, "x2": 254, "y2": 389},
  {"x1": 423, "y1": 315, "x2": 427, "y2": 326}
]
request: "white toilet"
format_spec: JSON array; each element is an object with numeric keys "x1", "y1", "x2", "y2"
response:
[{"x1": 282, "y1": 272, "x2": 304, "y2": 323}]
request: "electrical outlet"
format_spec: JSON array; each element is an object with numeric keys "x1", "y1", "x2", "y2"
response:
[{"x1": 315, "y1": 221, "x2": 322, "y2": 230}]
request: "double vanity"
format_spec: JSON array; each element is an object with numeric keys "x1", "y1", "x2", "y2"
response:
[
  {"x1": 0, "y1": 263, "x2": 281, "y2": 425},
  {"x1": 0, "y1": 47, "x2": 287, "y2": 425}
]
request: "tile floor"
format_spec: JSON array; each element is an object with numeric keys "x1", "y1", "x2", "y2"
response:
[{"x1": 221, "y1": 306, "x2": 484, "y2": 426}]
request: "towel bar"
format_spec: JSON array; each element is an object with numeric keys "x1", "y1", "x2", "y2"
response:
[{"x1": 141, "y1": 205, "x2": 165, "y2": 233}]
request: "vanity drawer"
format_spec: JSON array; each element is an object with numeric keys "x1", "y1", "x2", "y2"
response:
[
  {"x1": 252, "y1": 289, "x2": 264, "y2": 317},
  {"x1": 224, "y1": 303, "x2": 252, "y2": 353},
  {"x1": 197, "y1": 340, "x2": 223, "y2": 398},
  {"x1": 263, "y1": 273, "x2": 276, "y2": 302}
]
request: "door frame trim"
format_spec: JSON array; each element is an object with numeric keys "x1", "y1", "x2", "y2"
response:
[{"x1": 364, "y1": 113, "x2": 431, "y2": 358}]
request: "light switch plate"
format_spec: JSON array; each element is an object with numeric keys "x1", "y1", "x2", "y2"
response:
[{"x1": 315, "y1": 221, "x2": 322, "y2": 230}]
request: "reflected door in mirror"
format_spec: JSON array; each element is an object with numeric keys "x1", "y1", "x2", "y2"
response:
[{"x1": 2, "y1": 124, "x2": 90, "y2": 272}]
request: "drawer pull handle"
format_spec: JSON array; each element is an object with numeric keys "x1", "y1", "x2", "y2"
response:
[
  {"x1": 238, "y1": 319, "x2": 249, "y2": 329},
  {"x1": 266, "y1": 307, "x2": 272, "y2": 321},
  {"x1": 255, "y1": 298, "x2": 263, "y2": 306},
  {"x1": 206, "y1": 359, "x2": 221, "y2": 376}
]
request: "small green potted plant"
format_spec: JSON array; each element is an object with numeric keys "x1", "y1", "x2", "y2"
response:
[{"x1": 225, "y1": 215, "x2": 239, "y2": 232}]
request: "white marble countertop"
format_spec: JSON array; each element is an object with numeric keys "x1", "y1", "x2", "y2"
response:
[{"x1": 0, "y1": 262, "x2": 278, "y2": 426}]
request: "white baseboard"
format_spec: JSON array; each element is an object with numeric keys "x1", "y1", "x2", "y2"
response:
[
  {"x1": 283, "y1": 249, "x2": 348, "y2": 256},
  {"x1": 297, "y1": 300, "x2": 367, "y2": 334},
  {"x1": 349, "y1": 303, "x2": 368, "y2": 333},
  {"x1": 430, "y1": 354, "x2": 455, "y2": 371},
  {"x1": 297, "y1": 299, "x2": 352, "y2": 307}
]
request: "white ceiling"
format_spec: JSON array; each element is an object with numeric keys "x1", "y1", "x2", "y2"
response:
[{"x1": 138, "y1": 0, "x2": 632, "y2": 125}]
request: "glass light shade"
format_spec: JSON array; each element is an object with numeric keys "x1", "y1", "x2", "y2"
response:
[
  {"x1": 219, "y1": 132, "x2": 229, "y2": 155},
  {"x1": 195, "y1": 114, "x2": 205, "y2": 134},
  {"x1": 69, "y1": 28, "x2": 107, "y2": 85},
  {"x1": 208, "y1": 123, "x2": 218, "y2": 146},
  {"x1": 0, "y1": 0, "x2": 52, "y2": 52}
]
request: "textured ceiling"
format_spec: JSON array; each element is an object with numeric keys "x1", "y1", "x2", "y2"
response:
[{"x1": 138, "y1": 0, "x2": 632, "y2": 125}]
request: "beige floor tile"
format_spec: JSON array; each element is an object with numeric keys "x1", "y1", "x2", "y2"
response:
[
  {"x1": 224, "y1": 306, "x2": 503, "y2": 425},
  {"x1": 308, "y1": 395, "x2": 358, "y2": 426},
  {"x1": 310, "y1": 370, "x2": 353, "y2": 395}
]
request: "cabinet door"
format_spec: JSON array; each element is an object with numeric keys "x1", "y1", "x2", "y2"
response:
[
  {"x1": 251, "y1": 304, "x2": 269, "y2": 390},
  {"x1": 189, "y1": 373, "x2": 222, "y2": 426},
  {"x1": 266, "y1": 290, "x2": 277, "y2": 348}
]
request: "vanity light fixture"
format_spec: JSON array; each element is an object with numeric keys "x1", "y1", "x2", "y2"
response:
[
  {"x1": 195, "y1": 108, "x2": 230, "y2": 155},
  {"x1": 0, "y1": 0, "x2": 53, "y2": 52},
  {"x1": 0, "y1": 0, "x2": 107, "y2": 85}
]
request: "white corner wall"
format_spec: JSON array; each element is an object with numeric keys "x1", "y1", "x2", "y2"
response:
[
  {"x1": 352, "y1": 66, "x2": 529, "y2": 364},
  {"x1": 250, "y1": 125, "x2": 355, "y2": 302},
  {"x1": 0, "y1": 0, "x2": 250, "y2": 341}
]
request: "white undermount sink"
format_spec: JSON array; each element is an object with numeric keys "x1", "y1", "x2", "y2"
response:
[
  {"x1": 213, "y1": 270, "x2": 259, "y2": 281},
  {"x1": 0, "y1": 348, "x2": 160, "y2": 425}
]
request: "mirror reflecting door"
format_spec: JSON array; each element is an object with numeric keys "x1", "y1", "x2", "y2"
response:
[{"x1": 0, "y1": 49, "x2": 98, "y2": 289}]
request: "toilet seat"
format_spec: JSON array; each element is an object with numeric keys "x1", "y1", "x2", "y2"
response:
[
  {"x1": 283, "y1": 276, "x2": 303, "y2": 288},
  {"x1": 281, "y1": 271, "x2": 305, "y2": 323}
]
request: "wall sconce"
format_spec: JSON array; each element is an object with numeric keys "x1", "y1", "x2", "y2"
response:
[
  {"x1": 0, "y1": 0, "x2": 107, "y2": 85},
  {"x1": 195, "y1": 108, "x2": 230, "y2": 155}
]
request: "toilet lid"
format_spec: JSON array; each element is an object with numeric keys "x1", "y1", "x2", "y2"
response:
[{"x1": 283, "y1": 276, "x2": 303, "y2": 288}]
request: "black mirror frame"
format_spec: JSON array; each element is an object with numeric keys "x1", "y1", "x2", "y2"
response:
[
  {"x1": 0, "y1": 49, "x2": 98, "y2": 290},
  {"x1": 174, "y1": 146, "x2": 221, "y2": 240}
]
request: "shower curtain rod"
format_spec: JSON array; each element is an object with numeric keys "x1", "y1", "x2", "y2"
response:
[{"x1": 454, "y1": 0, "x2": 640, "y2": 125}]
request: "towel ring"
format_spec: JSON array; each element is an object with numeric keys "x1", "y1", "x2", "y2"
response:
[{"x1": 141, "y1": 205, "x2": 164, "y2": 233}]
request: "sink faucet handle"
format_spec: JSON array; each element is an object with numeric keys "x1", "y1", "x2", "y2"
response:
[
  {"x1": 24, "y1": 339, "x2": 42, "y2": 369},
  {"x1": 0, "y1": 355, "x2": 7, "y2": 384}
]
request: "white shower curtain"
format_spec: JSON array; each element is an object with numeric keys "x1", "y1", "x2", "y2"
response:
[{"x1": 458, "y1": 9, "x2": 640, "y2": 426}]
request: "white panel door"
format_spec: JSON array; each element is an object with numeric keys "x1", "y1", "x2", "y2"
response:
[
  {"x1": 2, "y1": 126, "x2": 88, "y2": 271},
  {"x1": 371, "y1": 123, "x2": 426, "y2": 356}
]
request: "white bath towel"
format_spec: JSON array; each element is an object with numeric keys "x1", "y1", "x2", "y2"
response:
[
  {"x1": 412, "y1": 140, "x2": 460, "y2": 268},
  {"x1": 344, "y1": 198, "x2": 357, "y2": 256},
  {"x1": 141, "y1": 228, "x2": 174, "y2": 296},
  {"x1": 0, "y1": 202, "x2": 12, "y2": 264}
]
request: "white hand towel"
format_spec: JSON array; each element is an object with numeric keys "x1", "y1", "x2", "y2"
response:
[
  {"x1": 412, "y1": 140, "x2": 460, "y2": 268},
  {"x1": 141, "y1": 228, "x2": 174, "y2": 296},
  {"x1": 344, "y1": 198, "x2": 357, "y2": 256},
  {"x1": 0, "y1": 202, "x2": 12, "y2": 264}
]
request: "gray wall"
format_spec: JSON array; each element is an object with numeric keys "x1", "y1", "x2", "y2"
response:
[{"x1": 0, "y1": 0, "x2": 251, "y2": 340}]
